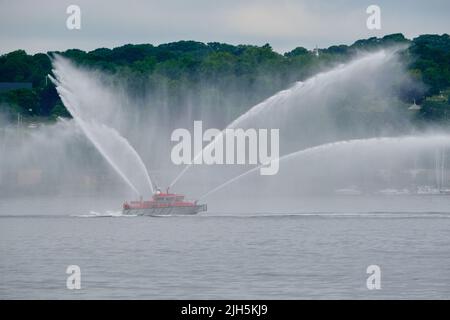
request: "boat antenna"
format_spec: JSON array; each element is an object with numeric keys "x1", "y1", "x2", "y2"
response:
[{"x1": 152, "y1": 175, "x2": 160, "y2": 194}]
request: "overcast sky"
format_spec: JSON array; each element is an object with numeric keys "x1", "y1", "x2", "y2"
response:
[{"x1": 1, "y1": 0, "x2": 449, "y2": 55}]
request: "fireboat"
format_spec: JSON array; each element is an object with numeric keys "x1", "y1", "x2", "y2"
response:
[{"x1": 122, "y1": 188, "x2": 207, "y2": 216}]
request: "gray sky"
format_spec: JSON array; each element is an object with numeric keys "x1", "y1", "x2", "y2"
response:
[{"x1": 1, "y1": 0, "x2": 449, "y2": 54}]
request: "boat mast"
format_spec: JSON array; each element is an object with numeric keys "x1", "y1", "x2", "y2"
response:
[{"x1": 442, "y1": 149, "x2": 446, "y2": 190}]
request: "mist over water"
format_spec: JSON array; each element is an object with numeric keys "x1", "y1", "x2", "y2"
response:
[
  {"x1": 200, "y1": 134, "x2": 450, "y2": 201},
  {"x1": 1, "y1": 48, "x2": 449, "y2": 214}
]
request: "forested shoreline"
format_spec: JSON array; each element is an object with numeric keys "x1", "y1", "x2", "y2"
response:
[{"x1": 0, "y1": 33, "x2": 449, "y2": 124}]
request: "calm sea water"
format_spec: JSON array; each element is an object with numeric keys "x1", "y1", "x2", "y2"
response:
[{"x1": 1, "y1": 196, "x2": 450, "y2": 299}]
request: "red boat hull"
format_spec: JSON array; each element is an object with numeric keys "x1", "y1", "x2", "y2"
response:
[{"x1": 123, "y1": 204, "x2": 207, "y2": 216}]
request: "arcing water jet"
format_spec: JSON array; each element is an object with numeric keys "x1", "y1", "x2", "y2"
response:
[
  {"x1": 170, "y1": 49, "x2": 407, "y2": 189},
  {"x1": 199, "y1": 134, "x2": 450, "y2": 200},
  {"x1": 51, "y1": 55, "x2": 154, "y2": 197}
]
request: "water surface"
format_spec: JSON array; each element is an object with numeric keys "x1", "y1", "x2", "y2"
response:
[{"x1": 1, "y1": 197, "x2": 450, "y2": 299}]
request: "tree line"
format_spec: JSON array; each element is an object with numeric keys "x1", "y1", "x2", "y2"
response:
[{"x1": 0, "y1": 33, "x2": 449, "y2": 124}]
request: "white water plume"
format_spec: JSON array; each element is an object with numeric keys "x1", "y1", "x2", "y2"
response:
[
  {"x1": 200, "y1": 134, "x2": 450, "y2": 200},
  {"x1": 50, "y1": 55, "x2": 154, "y2": 197},
  {"x1": 170, "y1": 48, "x2": 414, "y2": 189}
]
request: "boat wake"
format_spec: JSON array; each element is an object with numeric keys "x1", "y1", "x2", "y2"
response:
[
  {"x1": 72, "y1": 211, "x2": 137, "y2": 218},
  {"x1": 197, "y1": 212, "x2": 450, "y2": 219}
]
